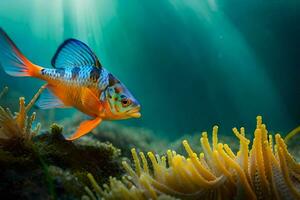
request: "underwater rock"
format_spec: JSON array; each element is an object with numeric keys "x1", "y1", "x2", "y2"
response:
[
  {"x1": 0, "y1": 122, "x2": 124, "y2": 200},
  {"x1": 85, "y1": 116, "x2": 300, "y2": 200},
  {"x1": 36, "y1": 124, "x2": 123, "y2": 184}
]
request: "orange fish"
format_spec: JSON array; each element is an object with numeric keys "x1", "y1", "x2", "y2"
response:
[{"x1": 0, "y1": 29, "x2": 141, "y2": 140}]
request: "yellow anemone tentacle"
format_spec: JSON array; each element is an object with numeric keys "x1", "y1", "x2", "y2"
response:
[{"x1": 86, "y1": 116, "x2": 300, "y2": 200}]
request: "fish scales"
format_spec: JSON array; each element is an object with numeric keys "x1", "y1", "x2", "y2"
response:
[{"x1": 40, "y1": 66, "x2": 109, "y2": 89}]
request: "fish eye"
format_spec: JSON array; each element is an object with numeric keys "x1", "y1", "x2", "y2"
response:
[{"x1": 121, "y1": 98, "x2": 131, "y2": 107}]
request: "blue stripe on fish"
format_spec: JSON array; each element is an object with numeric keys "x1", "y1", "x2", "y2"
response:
[
  {"x1": 41, "y1": 68, "x2": 46, "y2": 75},
  {"x1": 56, "y1": 68, "x2": 65, "y2": 77},
  {"x1": 40, "y1": 65, "x2": 110, "y2": 91},
  {"x1": 71, "y1": 67, "x2": 80, "y2": 79}
]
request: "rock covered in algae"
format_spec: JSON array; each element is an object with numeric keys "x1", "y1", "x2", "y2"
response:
[{"x1": 0, "y1": 123, "x2": 124, "y2": 199}]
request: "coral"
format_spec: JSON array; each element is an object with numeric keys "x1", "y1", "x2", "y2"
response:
[
  {"x1": 86, "y1": 116, "x2": 300, "y2": 200},
  {"x1": 0, "y1": 85, "x2": 44, "y2": 148}
]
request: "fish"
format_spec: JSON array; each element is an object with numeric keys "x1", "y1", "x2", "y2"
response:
[{"x1": 0, "y1": 28, "x2": 141, "y2": 140}]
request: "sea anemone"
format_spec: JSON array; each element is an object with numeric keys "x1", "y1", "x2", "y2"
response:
[
  {"x1": 85, "y1": 116, "x2": 300, "y2": 200},
  {"x1": 0, "y1": 85, "x2": 45, "y2": 146}
]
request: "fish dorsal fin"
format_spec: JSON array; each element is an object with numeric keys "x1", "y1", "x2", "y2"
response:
[{"x1": 51, "y1": 39, "x2": 101, "y2": 69}]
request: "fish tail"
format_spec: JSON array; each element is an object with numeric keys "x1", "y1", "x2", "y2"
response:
[{"x1": 0, "y1": 28, "x2": 42, "y2": 77}]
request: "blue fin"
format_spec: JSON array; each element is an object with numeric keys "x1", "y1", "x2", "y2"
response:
[
  {"x1": 35, "y1": 86, "x2": 66, "y2": 109},
  {"x1": 51, "y1": 39, "x2": 101, "y2": 69}
]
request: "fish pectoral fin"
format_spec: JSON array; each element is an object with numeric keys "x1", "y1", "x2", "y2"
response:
[
  {"x1": 66, "y1": 117, "x2": 102, "y2": 141},
  {"x1": 82, "y1": 88, "x2": 103, "y2": 112},
  {"x1": 35, "y1": 84, "x2": 68, "y2": 109}
]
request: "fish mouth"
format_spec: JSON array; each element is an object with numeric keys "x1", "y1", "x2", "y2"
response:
[
  {"x1": 129, "y1": 112, "x2": 141, "y2": 118},
  {"x1": 127, "y1": 106, "x2": 141, "y2": 118}
]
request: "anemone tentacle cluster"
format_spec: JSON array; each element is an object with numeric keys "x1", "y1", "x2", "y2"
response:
[{"x1": 86, "y1": 116, "x2": 300, "y2": 200}]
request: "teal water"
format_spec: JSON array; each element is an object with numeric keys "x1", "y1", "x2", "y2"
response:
[{"x1": 0, "y1": 0, "x2": 299, "y2": 139}]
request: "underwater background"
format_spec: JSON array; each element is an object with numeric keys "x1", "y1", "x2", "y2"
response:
[
  {"x1": 1, "y1": 1, "x2": 300, "y2": 200},
  {"x1": 0, "y1": 0, "x2": 299, "y2": 139}
]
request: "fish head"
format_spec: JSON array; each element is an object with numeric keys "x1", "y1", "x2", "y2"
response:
[{"x1": 104, "y1": 75, "x2": 141, "y2": 119}]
